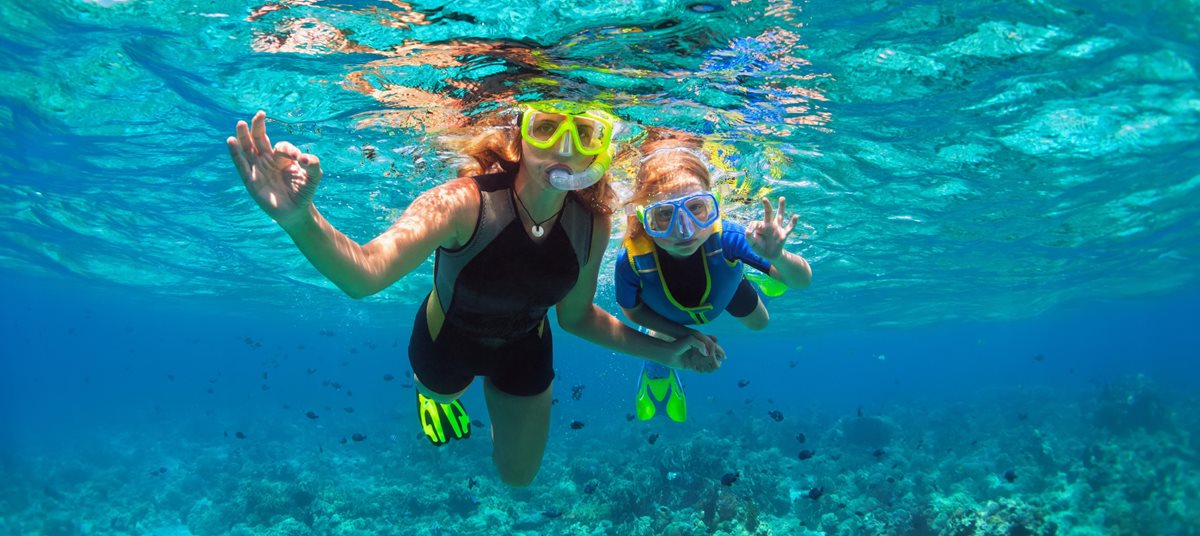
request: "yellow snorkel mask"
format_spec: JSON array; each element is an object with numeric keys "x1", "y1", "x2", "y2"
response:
[{"x1": 520, "y1": 100, "x2": 618, "y2": 191}]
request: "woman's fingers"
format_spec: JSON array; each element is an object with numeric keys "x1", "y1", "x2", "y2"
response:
[
  {"x1": 227, "y1": 137, "x2": 251, "y2": 180},
  {"x1": 298, "y1": 153, "x2": 322, "y2": 182},
  {"x1": 761, "y1": 197, "x2": 774, "y2": 223},
  {"x1": 251, "y1": 111, "x2": 272, "y2": 160},
  {"x1": 236, "y1": 120, "x2": 256, "y2": 160},
  {"x1": 777, "y1": 196, "x2": 788, "y2": 224}
]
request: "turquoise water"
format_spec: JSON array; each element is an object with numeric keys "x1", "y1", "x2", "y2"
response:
[{"x1": 1, "y1": 0, "x2": 1198, "y2": 534}]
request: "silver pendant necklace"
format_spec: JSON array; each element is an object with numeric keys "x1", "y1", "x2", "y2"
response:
[{"x1": 513, "y1": 189, "x2": 562, "y2": 238}]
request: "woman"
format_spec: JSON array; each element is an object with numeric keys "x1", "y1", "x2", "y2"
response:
[
  {"x1": 615, "y1": 136, "x2": 812, "y2": 423},
  {"x1": 225, "y1": 103, "x2": 721, "y2": 487}
]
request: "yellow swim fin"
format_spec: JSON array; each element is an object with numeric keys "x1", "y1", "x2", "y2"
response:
[{"x1": 417, "y1": 391, "x2": 471, "y2": 446}]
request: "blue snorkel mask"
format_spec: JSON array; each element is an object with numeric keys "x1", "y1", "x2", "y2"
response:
[{"x1": 636, "y1": 191, "x2": 721, "y2": 240}]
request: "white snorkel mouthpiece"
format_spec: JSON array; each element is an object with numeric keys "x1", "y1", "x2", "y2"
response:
[{"x1": 548, "y1": 149, "x2": 613, "y2": 191}]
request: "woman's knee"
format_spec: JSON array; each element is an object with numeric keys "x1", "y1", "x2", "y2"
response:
[{"x1": 494, "y1": 456, "x2": 541, "y2": 487}]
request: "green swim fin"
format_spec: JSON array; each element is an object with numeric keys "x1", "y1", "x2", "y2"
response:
[
  {"x1": 746, "y1": 271, "x2": 788, "y2": 298},
  {"x1": 417, "y1": 391, "x2": 471, "y2": 446},
  {"x1": 635, "y1": 361, "x2": 687, "y2": 423}
]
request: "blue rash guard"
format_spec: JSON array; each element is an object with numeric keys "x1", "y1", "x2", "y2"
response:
[{"x1": 615, "y1": 219, "x2": 773, "y2": 325}]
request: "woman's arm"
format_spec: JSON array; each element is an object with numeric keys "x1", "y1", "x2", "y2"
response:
[
  {"x1": 621, "y1": 304, "x2": 693, "y2": 340},
  {"x1": 556, "y1": 214, "x2": 721, "y2": 372},
  {"x1": 280, "y1": 179, "x2": 476, "y2": 298},
  {"x1": 228, "y1": 111, "x2": 475, "y2": 299}
]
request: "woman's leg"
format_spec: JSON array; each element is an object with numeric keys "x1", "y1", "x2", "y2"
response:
[{"x1": 483, "y1": 378, "x2": 553, "y2": 487}]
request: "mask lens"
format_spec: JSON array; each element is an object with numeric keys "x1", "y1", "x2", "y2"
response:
[
  {"x1": 571, "y1": 116, "x2": 605, "y2": 152},
  {"x1": 645, "y1": 205, "x2": 676, "y2": 234},
  {"x1": 684, "y1": 196, "x2": 715, "y2": 224},
  {"x1": 524, "y1": 112, "x2": 567, "y2": 144}
]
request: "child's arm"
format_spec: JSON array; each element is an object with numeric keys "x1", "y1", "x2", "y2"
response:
[{"x1": 746, "y1": 197, "x2": 812, "y2": 289}]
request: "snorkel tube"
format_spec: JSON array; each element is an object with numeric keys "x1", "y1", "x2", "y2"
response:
[
  {"x1": 522, "y1": 100, "x2": 621, "y2": 192},
  {"x1": 549, "y1": 144, "x2": 613, "y2": 191}
]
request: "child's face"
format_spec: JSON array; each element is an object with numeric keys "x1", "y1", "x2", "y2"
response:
[{"x1": 647, "y1": 176, "x2": 715, "y2": 258}]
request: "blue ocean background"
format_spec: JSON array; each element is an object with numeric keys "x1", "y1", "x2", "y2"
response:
[{"x1": 1, "y1": 0, "x2": 1198, "y2": 534}]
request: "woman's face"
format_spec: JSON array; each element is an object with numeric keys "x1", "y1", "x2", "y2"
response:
[
  {"x1": 646, "y1": 175, "x2": 714, "y2": 258},
  {"x1": 520, "y1": 134, "x2": 597, "y2": 189}
]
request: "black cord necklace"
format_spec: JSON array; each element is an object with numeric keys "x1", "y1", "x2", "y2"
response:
[{"x1": 512, "y1": 189, "x2": 563, "y2": 238}]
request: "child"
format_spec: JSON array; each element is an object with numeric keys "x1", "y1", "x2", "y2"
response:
[{"x1": 615, "y1": 137, "x2": 812, "y2": 422}]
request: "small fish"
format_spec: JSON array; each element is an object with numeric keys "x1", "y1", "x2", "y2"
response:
[
  {"x1": 857, "y1": 406, "x2": 863, "y2": 417},
  {"x1": 873, "y1": 448, "x2": 886, "y2": 459},
  {"x1": 471, "y1": 419, "x2": 484, "y2": 428},
  {"x1": 687, "y1": 2, "x2": 723, "y2": 14},
  {"x1": 1018, "y1": 412, "x2": 1028, "y2": 421},
  {"x1": 351, "y1": 433, "x2": 367, "y2": 442},
  {"x1": 205, "y1": 388, "x2": 214, "y2": 394},
  {"x1": 319, "y1": 446, "x2": 323, "y2": 453},
  {"x1": 339, "y1": 437, "x2": 347, "y2": 444},
  {"x1": 583, "y1": 480, "x2": 598, "y2": 494},
  {"x1": 344, "y1": 407, "x2": 355, "y2": 413},
  {"x1": 467, "y1": 477, "x2": 478, "y2": 490},
  {"x1": 1033, "y1": 353, "x2": 1045, "y2": 362},
  {"x1": 571, "y1": 384, "x2": 585, "y2": 401},
  {"x1": 768, "y1": 410, "x2": 784, "y2": 422},
  {"x1": 806, "y1": 486, "x2": 824, "y2": 500},
  {"x1": 383, "y1": 373, "x2": 395, "y2": 381},
  {"x1": 798, "y1": 449, "x2": 816, "y2": 460},
  {"x1": 235, "y1": 432, "x2": 246, "y2": 439},
  {"x1": 306, "y1": 368, "x2": 317, "y2": 375},
  {"x1": 796, "y1": 433, "x2": 807, "y2": 443},
  {"x1": 158, "y1": 467, "x2": 168, "y2": 474},
  {"x1": 541, "y1": 510, "x2": 563, "y2": 519},
  {"x1": 305, "y1": 411, "x2": 320, "y2": 420},
  {"x1": 223, "y1": 431, "x2": 228, "y2": 438},
  {"x1": 720, "y1": 471, "x2": 739, "y2": 486},
  {"x1": 625, "y1": 413, "x2": 635, "y2": 422},
  {"x1": 400, "y1": 383, "x2": 413, "y2": 389},
  {"x1": 261, "y1": 372, "x2": 268, "y2": 380},
  {"x1": 167, "y1": 374, "x2": 175, "y2": 381},
  {"x1": 261, "y1": 384, "x2": 270, "y2": 391},
  {"x1": 648, "y1": 433, "x2": 659, "y2": 445},
  {"x1": 330, "y1": 382, "x2": 342, "y2": 390},
  {"x1": 552, "y1": 398, "x2": 560, "y2": 405},
  {"x1": 1004, "y1": 469, "x2": 1017, "y2": 483},
  {"x1": 569, "y1": 420, "x2": 585, "y2": 430},
  {"x1": 789, "y1": 360, "x2": 798, "y2": 368},
  {"x1": 737, "y1": 379, "x2": 750, "y2": 388}
]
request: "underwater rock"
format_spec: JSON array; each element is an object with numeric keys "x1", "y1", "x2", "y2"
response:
[
  {"x1": 1096, "y1": 374, "x2": 1172, "y2": 434},
  {"x1": 841, "y1": 415, "x2": 896, "y2": 447}
]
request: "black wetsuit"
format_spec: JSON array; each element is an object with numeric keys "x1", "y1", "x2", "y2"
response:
[{"x1": 408, "y1": 171, "x2": 592, "y2": 396}]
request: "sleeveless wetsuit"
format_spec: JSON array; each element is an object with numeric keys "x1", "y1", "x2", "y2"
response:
[
  {"x1": 408, "y1": 171, "x2": 592, "y2": 396},
  {"x1": 614, "y1": 219, "x2": 771, "y2": 326}
]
